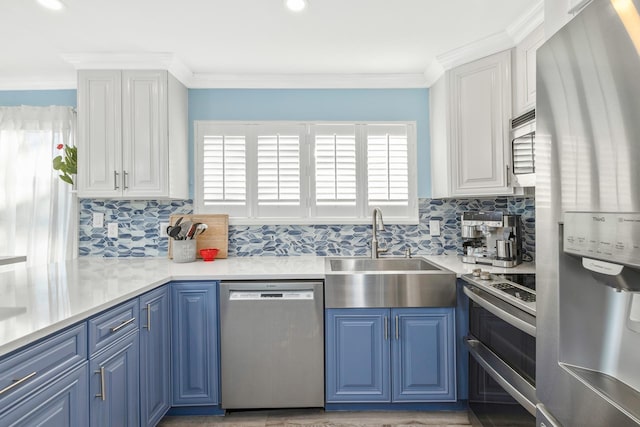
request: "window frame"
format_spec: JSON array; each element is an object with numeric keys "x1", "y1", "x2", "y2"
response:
[{"x1": 194, "y1": 120, "x2": 418, "y2": 225}]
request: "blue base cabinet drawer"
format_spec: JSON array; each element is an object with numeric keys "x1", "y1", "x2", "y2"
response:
[
  {"x1": 1, "y1": 362, "x2": 89, "y2": 427},
  {"x1": 88, "y1": 299, "x2": 139, "y2": 357},
  {"x1": 326, "y1": 308, "x2": 455, "y2": 404},
  {"x1": 0, "y1": 323, "x2": 87, "y2": 409}
]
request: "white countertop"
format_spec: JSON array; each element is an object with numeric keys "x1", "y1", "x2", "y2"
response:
[{"x1": 0, "y1": 255, "x2": 534, "y2": 357}]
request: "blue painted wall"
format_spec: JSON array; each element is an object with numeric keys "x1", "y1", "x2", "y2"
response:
[
  {"x1": 0, "y1": 90, "x2": 76, "y2": 107},
  {"x1": 188, "y1": 89, "x2": 431, "y2": 198},
  {"x1": 1, "y1": 88, "x2": 431, "y2": 197}
]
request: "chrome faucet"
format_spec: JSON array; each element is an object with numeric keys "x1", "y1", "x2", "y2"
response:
[{"x1": 371, "y1": 208, "x2": 387, "y2": 259}]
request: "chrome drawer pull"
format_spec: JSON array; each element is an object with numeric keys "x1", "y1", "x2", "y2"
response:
[
  {"x1": 0, "y1": 371, "x2": 37, "y2": 395},
  {"x1": 123, "y1": 171, "x2": 129, "y2": 190},
  {"x1": 95, "y1": 367, "x2": 106, "y2": 401},
  {"x1": 113, "y1": 171, "x2": 119, "y2": 190},
  {"x1": 143, "y1": 304, "x2": 151, "y2": 330},
  {"x1": 384, "y1": 316, "x2": 388, "y2": 340},
  {"x1": 110, "y1": 317, "x2": 135, "y2": 333},
  {"x1": 395, "y1": 315, "x2": 399, "y2": 340}
]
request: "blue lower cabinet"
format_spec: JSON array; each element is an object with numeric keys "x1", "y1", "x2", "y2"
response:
[
  {"x1": 90, "y1": 331, "x2": 140, "y2": 427},
  {"x1": 326, "y1": 307, "x2": 455, "y2": 404},
  {"x1": 170, "y1": 281, "x2": 219, "y2": 406},
  {"x1": 140, "y1": 285, "x2": 171, "y2": 426},
  {"x1": 325, "y1": 308, "x2": 390, "y2": 402},
  {"x1": 392, "y1": 308, "x2": 456, "y2": 402},
  {"x1": 1, "y1": 362, "x2": 89, "y2": 426}
]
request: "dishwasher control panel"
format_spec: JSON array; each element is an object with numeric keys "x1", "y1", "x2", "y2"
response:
[{"x1": 229, "y1": 290, "x2": 314, "y2": 300}]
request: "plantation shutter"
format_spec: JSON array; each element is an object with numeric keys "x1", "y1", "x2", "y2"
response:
[
  {"x1": 255, "y1": 124, "x2": 306, "y2": 218},
  {"x1": 312, "y1": 124, "x2": 358, "y2": 218},
  {"x1": 195, "y1": 121, "x2": 417, "y2": 224},
  {"x1": 366, "y1": 124, "x2": 409, "y2": 205},
  {"x1": 196, "y1": 123, "x2": 248, "y2": 217},
  {"x1": 202, "y1": 135, "x2": 246, "y2": 204}
]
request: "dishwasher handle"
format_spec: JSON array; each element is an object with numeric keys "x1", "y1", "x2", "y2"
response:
[{"x1": 228, "y1": 290, "x2": 315, "y2": 301}]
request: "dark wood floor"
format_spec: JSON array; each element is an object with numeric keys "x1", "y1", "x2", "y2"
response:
[{"x1": 159, "y1": 408, "x2": 472, "y2": 426}]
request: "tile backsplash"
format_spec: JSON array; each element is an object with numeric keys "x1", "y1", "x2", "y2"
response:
[{"x1": 79, "y1": 197, "x2": 535, "y2": 259}]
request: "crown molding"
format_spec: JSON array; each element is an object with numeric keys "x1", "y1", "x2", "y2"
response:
[
  {"x1": 424, "y1": 1, "x2": 544, "y2": 86},
  {"x1": 0, "y1": 77, "x2": 77, "y2": 91},
  {"x1": 436, "y1": 30, "x2": 514, "y2": 72},
  {"x1": 60, "y1": 53, "x2": 427, "y2": 88},
  {"x1": 48, "y1": 5, "x2": 544, "y2": 92},
  {"x1": 423, "y1": 61, "x2": 445, "y2": 88},
  {"x1": 60, "y1": 52, "x2": 193, "y2": 86},
  {"x1": 188, "y1": 72, "x2": 429, "y2": 88},
  {"x1": 507, "y1": 0, "x2": 544, "y2": 45}
]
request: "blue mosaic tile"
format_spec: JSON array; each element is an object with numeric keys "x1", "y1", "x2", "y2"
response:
[{"x1": 78, "y1": 196, "x2": 536, "y2": 260}]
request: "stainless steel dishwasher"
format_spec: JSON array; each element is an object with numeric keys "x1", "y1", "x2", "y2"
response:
[{"x1": 219, "y1": 280, "x2": 324, "y2": 409}]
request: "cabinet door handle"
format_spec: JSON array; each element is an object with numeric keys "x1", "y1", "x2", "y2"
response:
[
  {"x1": 506, "y1": 164, "x2": 511, "y2": 186},
  {"x1": 123, "y1": 171, "x2": 129, "y2": 190},
  {"x1": 395, "y1": 315, "x2": 399, "y2": 340},
  {"x1": 384, "y1": 316, "x2": 388, "y2": 340},
  {"x1": 110, "y1": 317, "x2": 135, "y2": 333},
  {"x1": 113, "y1": 171, "x2": 120, "y2": 190},
  {"x1": 0, "y1": 371, "x2": 37, "y2": 396},
  {"x1": 95, "y1": 367, "x2": 106, "y2": 401},
  {"x1": 143, "y1": 304, "x2": 151, "y2": 330}
]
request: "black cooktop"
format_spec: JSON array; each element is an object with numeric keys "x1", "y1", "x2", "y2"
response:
[{"x1": 495, "y1": 273, "x2": 536, "y2": 291}]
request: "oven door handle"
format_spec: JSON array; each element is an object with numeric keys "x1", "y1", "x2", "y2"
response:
[
  {"x1": 463, "y1": 285, "x2": 536, "y2": 337},
  {"x1": 465, "y1": 336, "x2": 538, "y2": 416}
]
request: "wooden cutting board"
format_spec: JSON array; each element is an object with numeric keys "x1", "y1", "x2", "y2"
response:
[{"x1": 168, "y1": 214, "x2": 229, "y2": 259}]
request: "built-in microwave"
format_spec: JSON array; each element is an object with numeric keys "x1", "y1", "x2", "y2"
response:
[{"x1": 511, "y1": 109, "x2": 535, "y2": 188}]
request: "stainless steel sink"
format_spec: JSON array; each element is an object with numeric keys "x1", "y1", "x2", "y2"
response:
[
  {"x1": 329, "y1": 257, "x2": 441, "y2": 272},
  {"x1": 324, "y1": 256, "x2": 456, "y2": 308}
]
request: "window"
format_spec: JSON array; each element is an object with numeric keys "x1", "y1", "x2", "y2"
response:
[
  {"x1": 195, "y1": 121, "x2": 417, "y2": 224},
  {"x1": 0, "y1": 106, "x2": 77, "y2": 265}
]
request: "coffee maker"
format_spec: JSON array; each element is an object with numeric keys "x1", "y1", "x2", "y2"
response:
[{"x1": 461, "y1": 211, "x2": 523, "y2": 267}]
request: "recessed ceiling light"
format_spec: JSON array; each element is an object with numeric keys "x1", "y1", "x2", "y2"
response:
[
  {"x1": 285, "y1": 0, "x2": 307, "y2": 12},
  {"x1": 37, "y1": 0, "x2": 65, "y2": 11}
]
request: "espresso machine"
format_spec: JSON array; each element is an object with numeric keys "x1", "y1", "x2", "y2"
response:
[{"x1": 461, "y1": 211, "x2": 523, "y2": 267}]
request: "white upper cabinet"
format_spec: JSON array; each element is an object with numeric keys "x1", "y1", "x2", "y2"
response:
[
  {"x1": 78, "y1": 70, "x2": 188, "y2": 199},
  {"x1": 513, "y1": 25, "x2": 544, "y2": 116},
  {"x1": 431, "y1": 50, "x2": 515, "y2": 198}
]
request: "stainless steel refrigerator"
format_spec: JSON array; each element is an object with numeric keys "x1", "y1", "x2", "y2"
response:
[{"x1": 536, "y1": 0, "x2": 640, "y2": 425}]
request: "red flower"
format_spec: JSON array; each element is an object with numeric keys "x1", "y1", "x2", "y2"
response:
[{"x1": 56, "y1": 144, "x2": 64, "y2": 150}]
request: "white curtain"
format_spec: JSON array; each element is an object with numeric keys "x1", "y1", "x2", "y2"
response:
[{"x1": 0, "y1": 106, "x2": 77, "y2": 266}]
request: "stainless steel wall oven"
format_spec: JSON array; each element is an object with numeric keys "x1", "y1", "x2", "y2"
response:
[{"x1": 462, "y1": 273, "x2": 537, "y2": 426}]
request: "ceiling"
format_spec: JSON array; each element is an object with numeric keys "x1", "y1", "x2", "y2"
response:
[{"x1": 0, "y1": 0, "x2": 543, "y2": 90}]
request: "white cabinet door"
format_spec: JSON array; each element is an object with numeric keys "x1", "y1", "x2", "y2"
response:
[
  {"x1": 78, "y1": 70, "x2": 122, "y2": 197},
  {"x1": 514, "y1": 25, "x2": 544, "y2": 116},
  {"x1": 122, "y1": 70, "x2": 169, "y2": 198},
  {"x1": 78, "y1": 70, "x2": 186, "y2": 199},
  {"x1": 448, "y1": 50, "x2": 513, "y2": 196}
]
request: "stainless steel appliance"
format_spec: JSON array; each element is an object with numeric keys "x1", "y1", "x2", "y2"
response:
[
  {"x1": 462, "y1": 273, "x2": 537, "y2": 426},
  {"x1": 461, "y1": 211, "x2": 523, "y2": 267},
  {"x1": 511, "y1": 109, "x2": 536, "y2": 188},
  {"x1": 219, "y1": 280, "x2": 324, "y2": 409},
  {"x1": 537, "y1": 0, "x2": 640, "y2": 425}
]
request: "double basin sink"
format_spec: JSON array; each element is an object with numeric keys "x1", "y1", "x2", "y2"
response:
[{"x1": 324, "y1": 257, "x2": 456, "y2": 308}]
